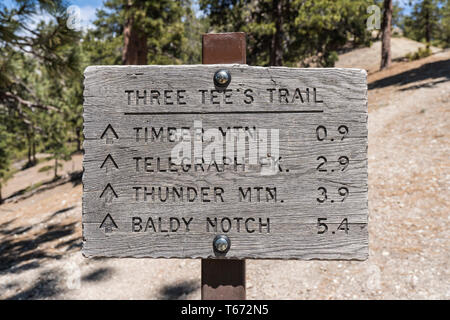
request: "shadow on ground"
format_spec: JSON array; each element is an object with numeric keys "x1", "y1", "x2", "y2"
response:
[
  {"x1": 369, "y1": 59, "x2": 450, "y2": 90},
  {"x1": 0, "y1": 220, "x2": 78, "y2": 274},
  {"x1": 159, "y1": 280, "x2": 200, "y2": 300},
  {"x1": 43, "y1": 206, "x2": 77, "y2": 223},
  {"x1": 6, "y1": 269, "x2": 64, "y2": 300},
  {"x1": 3, "y1": 170, "x2": 82, "y2": 203},
  {"x1": 82, "y1": 267, "x2": 114, "y2": 282}
]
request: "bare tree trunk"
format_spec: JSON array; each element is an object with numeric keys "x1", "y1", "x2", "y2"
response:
[
  {"x1": 122, "y1": 0, "x2": 148, "y2": 65},
  {"x1": 0, "y1": 184, "x2": 3, "y2": 205},
  {"x1": 425, "y1": 4, "x2": 431, "y2": 43},
  {"x1": 32, "y1": 129, "x2": 36, "y2": 164},
  {"x1": 270, "y1": 0, "x2": 283, "y2": 66},
  {"x1": 76, "y1": 127, "x2": 81, "y2": 152},
  {"x1": 54, "y1": 158, "x2": 58, "y2": 179},
  {"x1": 26, "y1": 131, "x2": 32, "y2": 165},
  {"x1": 380, "y1": 0, "x2": 392, "y2": 70}
]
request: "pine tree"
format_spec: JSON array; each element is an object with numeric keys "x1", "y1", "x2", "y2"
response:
[
  {"x1": 0, "y1": 1, "x2": 82, "y2": 173},
  {"x1": 0, "y1": 1, "x2": 80, "y2": 113},
  {"x1": 41, "y1": 113, "x2": 71, "y2": 180},
  {"x1": 270, "y1": 0, "x2": 284, "y2": 66},
  {"x1": 403, "y1": 0, "x2": 441, "y2": 45},
  {"x1": 93, "y1": 0, "x2": 197, "y2": 65},
  {"x1": 439, "y1": 0, "x2": 450, "y2": 47},
  {"x1": 0, "y1": 123, "x2": 13, "y2": 204},
  {"x1": 200, "y1": 0, "x2": 375, "y2": 67},
  {"x1": 182, "y1": 3, "x2": 209, "y2": 64},
  {"x1": 381, "y1": 0, "x2": 393, "y2": 70}
]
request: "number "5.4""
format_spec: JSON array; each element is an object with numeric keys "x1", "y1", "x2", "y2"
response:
[{"x1": 317, "y1": 218, "x2": 349, "y2": 234}]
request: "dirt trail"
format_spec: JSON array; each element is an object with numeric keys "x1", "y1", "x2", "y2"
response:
[
  {"x1": 0, "y1": 51, "x2": 449, "y2": 300},
  {"x1": 2, "y1": 153, "x2": 83, "y2": 202},
  {"x1": 336, "y1": 37, "x2": 441, "y2": 73}
]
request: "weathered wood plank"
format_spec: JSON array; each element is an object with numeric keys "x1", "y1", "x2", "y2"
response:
[{"x1": 82, "y1": 64, "x2": 368, "y2": 260}]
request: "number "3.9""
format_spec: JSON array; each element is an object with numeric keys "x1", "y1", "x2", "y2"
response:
[{"x1": 317, "y1": 187, "x2": 349, "y2": 203}]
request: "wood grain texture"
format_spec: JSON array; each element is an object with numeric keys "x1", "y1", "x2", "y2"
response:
[{"x1": 82, "y1": 64, "x2": 368, "y2": 260}]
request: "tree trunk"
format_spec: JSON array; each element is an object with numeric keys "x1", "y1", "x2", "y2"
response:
[
  {"x1": 0, "y1": 184, "x2": 3, "y2": 205},
  {"x1": 32, "y1": 129, "x2": 36, "y2": 164},
  {"x1": 122, "y1": 0, "x2": 148, "y2": 65},
  {"x1": 380, "y1": 0, "x2": 392, "y2": 70},
  {"x1": 270, "y1": 0, "x2": 283, "y2": 66},
  {"x1": 54, "y1": 158, "x2": 58, "y2": 179},
  {"x1": 76, "y1": 127, "x2": 81, "y2": 152},
  {"x1": 26, "y1": 131, "x2": 32, "y2": 165},
  {"x1": 425, "y1": 3, "x2": 431, "y2": 43}
]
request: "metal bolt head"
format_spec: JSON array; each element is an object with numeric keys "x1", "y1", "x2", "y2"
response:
[
  {"x1": 213, "y1": 69, "x2": 231, "y2": 87},
  {"x1": 213, "y1": 235, "x2": 230, "y2": 253}
]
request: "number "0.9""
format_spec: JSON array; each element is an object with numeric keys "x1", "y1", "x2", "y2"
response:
[{"x1": 316, "y1": 125, "x2": 349, "y2": 141}]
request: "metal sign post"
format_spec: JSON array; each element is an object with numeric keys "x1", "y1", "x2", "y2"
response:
[{"x1": 201, "y1": 32, "x2": 247, "y2": 300}]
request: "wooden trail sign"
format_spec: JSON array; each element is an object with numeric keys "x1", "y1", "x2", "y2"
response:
[{"x1": 82, "y1": 64, "x2": 368, "y2": 260}]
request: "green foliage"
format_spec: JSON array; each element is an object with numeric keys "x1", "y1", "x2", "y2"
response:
[
  {"x1": 90, "y1": 0, "x2": 206, "y2": 64},
  {"x1": 0, "y1": 122, "x2": 13, "y2": 184},
  {"x1": 0, "y1": 0, "x2": 82, "y2": 177},
  {"x1": 0, "y1": 121, "x2": 13, "y2": 202},
  {"x1": 182, "y1": 4, "x2": 209, "y2": 64},
  {"x1": 200, "y1": 0, "x2": 375, "y2": 67},
  {"x1": 0, "y1": 1, "x2": 81, "y2": 87},
  {"x1": 38, "y1": 163, "x2": 63, "y2": 173},
  {"x1": 24, "y1": 181, "x2": 44, "y2": 193},
  {"x1": 82, "y1": 30, "x2": 123, "y2": 65},
  {"x1": 405, "y1": 45, "x2": 433, "y2": 60},
  {"x1": 391, "y1": 0, "x2": 406, "y2": 30},
  {"x1": 440, "y1": 0, "x2": 450, "y2": 47},
  {"x1": 41, "y1": 112, "x2": 71, "y2": 178},
  {"x1": 402, "y1": 0, "x2": 448, "y2": 46}
]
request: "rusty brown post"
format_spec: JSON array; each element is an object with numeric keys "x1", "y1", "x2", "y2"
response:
[{"x1": 201, "y1": 32, "x2": 246, "y2": 300}]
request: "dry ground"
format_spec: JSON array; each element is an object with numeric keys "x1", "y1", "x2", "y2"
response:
[
  {"x1": 0, "y1": 50, "x2": 449, "y2": 300},
  {"x1": 336, "y1": 37, "x2": 441, "y2": 73}
]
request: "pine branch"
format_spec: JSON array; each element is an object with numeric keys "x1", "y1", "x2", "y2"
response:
[
  {"x1": 0, "y1": 103, "x2": 42, "y2": 132},
  {"x1": 1, "y1": 91, "x2": 59, "y2": 112}
]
